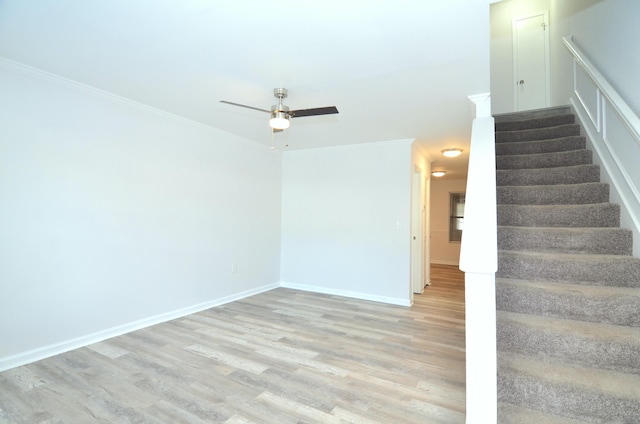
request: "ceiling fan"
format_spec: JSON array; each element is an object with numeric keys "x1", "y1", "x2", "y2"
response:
[{"x1": 220, "y1": 88, "x2": 338, "y2": 132}]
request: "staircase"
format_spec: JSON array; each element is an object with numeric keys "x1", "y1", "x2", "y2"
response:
[{"x1": 494, "y1": 106, "x2": 640, "y2": 423}]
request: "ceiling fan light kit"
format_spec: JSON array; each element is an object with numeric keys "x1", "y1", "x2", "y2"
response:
[
  {"x1": 221, "y1": 88, "x2": 338, "y2": 132},
  {"x1": 270, "y1": 111, "x2": 290, "y2": 129}
]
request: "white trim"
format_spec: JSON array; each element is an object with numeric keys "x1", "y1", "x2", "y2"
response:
[
  {"x1": 0, "y1": 280, "x2": 415, "y2": 372},
  {"x1": 0, "y1": 56, "x2": 274, "y2": 151},
  {"x1": 573, "y1": 60, "x2": 601, "y2": 132},
  {"x1": 468, "y1": 93, "x2": 492, "y2": 118},
  {"x1": 564, "y1": 36, "x2": 640, "y2": 256},
  {"x1": 571, "y1": 98, "x2": 640, "y2": 256},
  {"x1": 563, "y1": 37, "x2": 640, "y2": 147},
  {"x1": 459, "y1": 96, "x2": 497, "y2": 423},
  {"x1": 0, "y1": 57, "x2": 203, "y2": 129},
  {"x1": 0, "y1": 283, "x2": 279, "y2": 372},
  {"x1": 280, "y1": 281, "x2": 411, "y2": 307},
  {"x1": 282, "y1": 138, "x2": 415, "y2": 154},
  {"x1": 465, "y1": 272, "x2": 497, "y2": 424}
]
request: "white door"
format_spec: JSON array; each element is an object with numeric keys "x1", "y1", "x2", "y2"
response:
[{"x1": 512, "y1": 11, "x2": 550, "y2": 111}]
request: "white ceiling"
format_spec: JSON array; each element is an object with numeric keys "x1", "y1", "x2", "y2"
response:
[{"x1": 0, "y1": 0, "x2": 492, "y2": 180}]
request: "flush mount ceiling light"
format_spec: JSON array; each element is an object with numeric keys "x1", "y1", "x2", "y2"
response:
[
  {"x1": 431, "y1": 171, "x2": 446, "y2": 177},
  {"x1": 442, "y1": 148, "x2": 463, "y2": 158}
]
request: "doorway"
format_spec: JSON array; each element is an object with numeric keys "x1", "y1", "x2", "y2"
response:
[
  {"x1": 411, "y1": 166, "x2": 427, "y2": 295},
  {"x1": 512, "y1": 10, "x2": 550, "y2": 111}
]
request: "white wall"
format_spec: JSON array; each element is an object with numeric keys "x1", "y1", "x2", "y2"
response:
[
  {"x1": 491, "y1": 0, "x2": 640, "y2": 115},
  {"x1": 0, "y1": 61, "x2": 282, "y2": 368},
  {"x1": 430, "y1": 179, "x2": 467, "y2": 266},
  {"x1": 280, "y1": 140, "x2": 413, "y2": 305}
]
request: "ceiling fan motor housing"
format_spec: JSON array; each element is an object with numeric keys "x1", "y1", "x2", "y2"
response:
[
  {"x1": 272, "y1": 88, "x2": 290, "y2": 115},
  {"x1": 273, "y1": 88, "x2": 288, "y2": 99}
]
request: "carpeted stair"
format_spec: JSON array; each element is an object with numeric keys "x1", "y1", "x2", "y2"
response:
[{"x1": 494, "y1": 106, "x2": 640, "y2": 423}]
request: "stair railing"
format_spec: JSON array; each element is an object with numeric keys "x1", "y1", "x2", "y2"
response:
[
  {"x1": 564, "y1": 36, "x2": 640, "y2": 257},
  {"x1": 460, "y1": 93, "x2": 497, "y2": 424}
]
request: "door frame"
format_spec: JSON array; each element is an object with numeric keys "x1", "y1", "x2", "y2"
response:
[{"x1": 411, "y1": 166, "x2": 426, "y2": 295}]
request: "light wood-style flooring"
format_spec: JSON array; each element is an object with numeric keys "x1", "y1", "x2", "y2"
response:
[{"x1": 0, "y1": 265, "x2": 465, "y2": 423}]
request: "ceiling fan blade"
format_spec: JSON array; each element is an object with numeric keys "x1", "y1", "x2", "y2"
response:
[
  {"x1": 290, "y1": 106, "x2": 339, "y2": 118},
  {"x1": 220, "y1": 100, "x2": 270, "y2": 113}
]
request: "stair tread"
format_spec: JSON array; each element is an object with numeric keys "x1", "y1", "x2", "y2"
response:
[
  {"x1": 497, "y1": 203, "x2": 620, "y2": 228},
  {"x1": 499, "y1": 249, "x2": 639, "y2": 261},
  {"x1": 497, "y1": 310, "x2": 640, "y2": 344},
  {"x1": 498, "y1": 225, "x2": 629, "y2": 233},
  {"x1": 496, "y1": 277, "x2": 640, "y2": 292},
  {"x1": 497, "y1": 226, "x2": 632, "y2": 255},
  {"x1": 496, "y1": 123, "x2": 579, "y2": 134},
  {"x1": 498, "y1": 352, "x2": 640, "y2": 398},
  {"x1": 496, "y1": 163, "x2": 598, "y2": 172},
  {"x1": 496, "y1": 136, "x2": 586, "y2": 156},
  {"x1": 496, "y1": 148, "x2": 590, "y2": 160},
  {"x1": 497, "y1": 182, "x2": 610, "y2": 205},
  {"x1": 495, "y1": 114, "x2": 575, "y2": 132},
  {"x1": 497, "y1": 250, "x2": 640, "y2": 287},
  {"x1": 498, "y1": 402, "x2": 596, "y2": 424},
  {"x1": 497, "y1": 155, "x2": 593, "y2": 171},
  {"x1": 496, "y1": 277, "x2": 640, "y2": 326},
  {"x1": 496, "y1": 123, "x2": 581, "y2": 143},
  {"x1": 498, "y1": 181, "x2": 606, "y2": 189}
]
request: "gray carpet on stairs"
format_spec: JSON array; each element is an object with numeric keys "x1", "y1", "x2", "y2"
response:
[{"x1": 494, "y1": 106, "x2": 640, "y2": 423}]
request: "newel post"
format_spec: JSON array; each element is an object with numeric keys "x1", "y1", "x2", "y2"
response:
[{"x1": 461, "y1": 93, "x2": 497, "y2": 424}]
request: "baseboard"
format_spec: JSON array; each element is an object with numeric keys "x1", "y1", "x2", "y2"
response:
[
  {"x1": 279, "y1": 282, "x2": 411, "y2": 307},
  {"x1": 0, "y1": 283, "x2": 279, "y2": 372}
]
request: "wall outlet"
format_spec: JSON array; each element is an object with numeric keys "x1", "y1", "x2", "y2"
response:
[{"x1": 231, "y1": 264, "x2": 237, "y2": 274}]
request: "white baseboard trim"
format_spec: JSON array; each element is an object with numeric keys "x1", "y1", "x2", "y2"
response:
[
  {"x1": 279, "y1": 281, "x2": 411, "y2": 307},
  {"x1": 0, "y1": 283, "x2": 279, "y2": 372}
]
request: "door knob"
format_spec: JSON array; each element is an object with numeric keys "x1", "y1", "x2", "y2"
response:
[{"x1": 519, "y1": 80, "x2": 525, "y2": 85}]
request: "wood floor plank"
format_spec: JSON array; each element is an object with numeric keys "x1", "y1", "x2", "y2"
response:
[{"x1": 0, "y1": 264, "x2": 465, "y2": 423}]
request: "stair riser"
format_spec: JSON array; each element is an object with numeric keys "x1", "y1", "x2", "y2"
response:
[
  {"x1": 498, "y1": 370, "x2": 640, "y2": 421},
  {"x1": 497, "y1": 319, "x2": 640, "y2": 375},
  {"x1": 497, "y1": 165, "x2": 600, "y2": 186},
  {"x1": 495, "y1": 114, "x2": 575, "y2": 132},
  {"x1": 497, "y1": 204, "x2": 620, "y2": 228},
  {"x1": 497, "y1": 227, "x2": 632, "y2": 255},
  {"x1": 494, "y1": 106, "x2": 572, "y2": 123},
  {"x1": 496, "y1": 124, "x2": 581, "y2": 143},
  {"x1": 496, "y1": 137, "x2": 586, "y2": 156},
  {"x1": 497, "y1": 150, "x2": 592, "y2": 170},
  {"x1": 496, "y1": 282, "x2": 640, "y2": 327},
  {"x1": 497, "y1": 253, "x2": 640, "y2": 287},
  {"x1": 497, "y1": 183, "x2": 609, "y2": 205}
]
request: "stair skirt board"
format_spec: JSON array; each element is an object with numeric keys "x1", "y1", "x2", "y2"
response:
[{"x1": 494, "y1": 106, "x2": 640, "y2": 423}]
